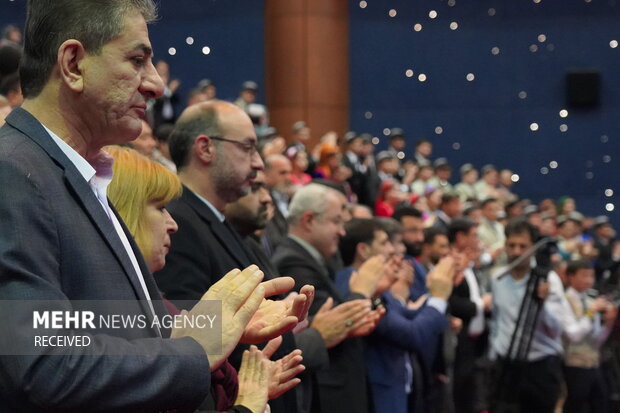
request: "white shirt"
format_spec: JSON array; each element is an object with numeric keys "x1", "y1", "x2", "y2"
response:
[{"x1": 44, "y1": 126, "x2": 159, "y2": 335}]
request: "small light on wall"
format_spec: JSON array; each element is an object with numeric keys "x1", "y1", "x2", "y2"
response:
[
  {"x1": 538, "y1": 34, "x2": 547, "y2": 42},
  {"x1": 389, "y1": 9, "x2": 397, "y2": 17},
  {"x1": 435, "y1": 126, "x2": 443, "y2": 135},
  {"x1": 450, "y1": 22, "x2": 459, "y2": 30},
  {"x1": 605, "y1": 189, "x2": 614, "y2": 197},
  {"x1": 405, "y1": 69, "x2": 414, "y2": 78},
  {"x1": 559, "y1": 109, "x2": 568, "y2": 118},
  {"x1": 511, "y1": 174, "x2": 520, "y2": 183},
  {"x1": 610, "y1": 40, "x2": 618, "y2": 48},
  {"x1": 606, "y1": 203, "x2": 615, "y2": 212},
  {"x1": 202, "y1": 46, "x2": 211, "y2": 55},
  {"x1": 372, "y1": 137, "x2": 380, "y2": 145},
  {"x1": 418, "y1": 73, "x2": 427, "y2": 82},
  {"x1": 488, "y1": 8, "x2": 496, "y2": 16},
  {"x1": 518, "y1": 91, "x2": 527, "y2": 99},
  {"x1": 168, "y1": 47, "x2": 177, "y2": 56},
  {"x1": 530, "y1": 122, "x2": 539, "y2": 131},
  {"x1": 359, "y1": 1, "x2": 367, "y2": 8},
  {"x1": 466, "y1": 73, "x2": 475, "y2": 81},
  {"x1": 540, "y1": 167, "x2": 549, "y2": 175},
  {"x1": 559, "y1": 124, "x2": 568, "y2": 132},
  {"x1": 429, "y1": 10, "x2": 438, "y2": 19},
  {"x1": 414, "y1": 24, "x2": 423, "y2": 32},
  {"x1": 491, "y1": 47, "x2": 500, "y2": 55},
  {"x1": 186, "y1": 37, "x2": 194, "y2": 45},
  {"x1": 364, "y1": 111, "x2": 373, "y2": 119},
  {"x1": 549, "y1": 161, "x2": 558, "y2": 169}
]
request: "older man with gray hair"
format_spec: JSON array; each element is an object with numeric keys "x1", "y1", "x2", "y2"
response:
[{"x1": 273, "y1": 183, "x2": 385, "y2": 413}]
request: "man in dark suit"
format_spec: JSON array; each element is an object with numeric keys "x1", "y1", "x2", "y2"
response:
[
  {"x1": 273, "y1": 184, "x2": 386, "y2": 413},
  {"x1": 0, "y1": 1, "x2": 277, "y2": 411},
  {"x1": 154, "y1": 100, "x2": 313, "y2": 413}
]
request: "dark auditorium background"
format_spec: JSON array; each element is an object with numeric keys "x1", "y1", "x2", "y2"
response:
[{"x1": 1, "y1": 0, "x2": 618, "y2": 223}]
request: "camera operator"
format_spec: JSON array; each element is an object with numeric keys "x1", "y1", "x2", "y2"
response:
[{"x1": 489, "y1": 218, "x2": 567, "y2": 412}]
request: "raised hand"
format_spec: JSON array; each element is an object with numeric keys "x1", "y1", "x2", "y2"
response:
[
  {"x1": 310, "y1": 298, "x2": 371, "y2": 348},
  {"x1": 171, "y1": 265, "x2": 265, "y2": 371}
]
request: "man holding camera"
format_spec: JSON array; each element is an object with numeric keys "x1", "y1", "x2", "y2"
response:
[{"x1": 489, "y1": 218, "x2": 566, "y2": 413}]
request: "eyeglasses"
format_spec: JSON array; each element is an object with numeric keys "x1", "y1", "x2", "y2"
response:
[{"x1": 210, "y1": 136, "x2": 258, "y2": 156}]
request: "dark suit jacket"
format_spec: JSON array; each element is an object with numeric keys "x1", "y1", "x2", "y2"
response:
[
  {"x1": 272, "y1": 236, "x2": 371, "y2": 413},
  {"x1": 366, "y1": 292, "x2": 448, "y2": 413},
  {"x1": 155, "y1": 190, "x2": 301, "y2": 413},
  {"x1": 0, "y1": 108, "x2": 209, "y2": 412},
  {"x1": 155, "y1": 187, "x2": 255, "y2": 307}
]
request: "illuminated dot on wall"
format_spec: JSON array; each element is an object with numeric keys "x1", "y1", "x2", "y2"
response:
[
  {"x1": 448, "y1": 0, "x2": 456, "y2": 6},
  {"x1": 389, "y1": 9, "x2": 397, "y2": 17},
  {"x1": 452, "y1": 142, "x2": 461, "y2": 150},
  {"x1": 511, "y1": 174, "x2": 520, "y2": 183},
  {"x1": 168, "y1": 47, "x2": 176, "y2": 56},
  {"x1": 418, "y1": 73, "x2": 427, "y2": 82},
  {"x1": 605, "y1": 189, "x2": 614, "y2": 197},
  {"x1": 549, "y1": 161, "x2": 558, "y2": 169},
  {"x1": 491, "y1": 47, "x2": 500, "y2": 55},
  {"x1": 364, "y1": 111, "x2": 373, "y2": 119},
  {"x1": 533, "y1": 0, "x2": 541, "y2": 3},
  {"x1": 586, "y1": 172, "x2": 594, "y2": 179},
  {"x1": 603, "y1": 155, "x2": 612, "y2": 163},
  {"x1": 429, "y1": 10, "x2": 438, "y2": 19},
  {"x1": 450, "y1": 22, "x2": 459, "y2": 30},
  {"x1": 186, "y1": 37, "x2": 194, "y2": 45},
  {"x1": 202, "y1": 46, "x2": 211, "y2": 55},
  {"x1": 559, "y1": 109, "x2": 568, "y2": 118},
  {"x1": 610, "y1": 40, "x2": 619, "y2": 48},
  {"x1": 518, "y1": 91, "x2": 527, "y2": 99},
  {"x1": 540, "y1": 167, "x2": 549, "y2": 175},
  {"x1": 405, "y1": 69, "x2": 414, "y2": 78},
  {"x1": 466, "y1": 73, "x2": 475, "y2": 81},
  {"x1": 397, "y1": 152, "x2": 405, "y2": 160},
  {"x1": 538, "y1": 34, "x2": 547, "y2": 42},
  {"x1": 372, "y1": 137, "x2": 380, "y2": 145},
  {"x1": 606, "y1": 203, "x2": 615, "y2": 212},
  {"x1": 488, "y1": 8, "x2": 496, "y2": 16},
  {"x1": 601, "y1": 135, "x2": 609, "y2": 143},
  {"x1": 383, "y1": 128, "x2": 391, "y2": 136},
  {"x1": 530, "y1": 123, "x2": 539, "y2": 131},
  {"x1": 414, "y1": 24, "x2": 423, "y2": 32},
  {"x1": 359, "y1": 1, "x2": 367, "y2": 8},
  {"x1": 560, "y1": 124, "x2": 568, "y2": 132},
  {"x1": 435, "y1": 126, "x2": 443, "y2": 135},
  {"x1": 529, "y1": 44, "x2": 539, "y2": 52}
]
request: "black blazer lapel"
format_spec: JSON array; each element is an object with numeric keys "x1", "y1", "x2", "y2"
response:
[
  {"x1": 285, "y1": 237, "x2": 345, "y2": 302},
  {"x1": 182, "y1": 188, "x2": 253, "y2": 268}
]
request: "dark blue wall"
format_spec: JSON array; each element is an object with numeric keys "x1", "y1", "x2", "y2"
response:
[
  {"x1": 349, "y1": 0, "x2": 619, "y2": 222},
  {"x1": 2, "y1": 0, "x2": 618, "y2": 222}
]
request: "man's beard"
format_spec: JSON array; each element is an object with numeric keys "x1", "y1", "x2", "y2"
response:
[{"x1": 404, "y1": 241, "x2": 422, "y2": 258}]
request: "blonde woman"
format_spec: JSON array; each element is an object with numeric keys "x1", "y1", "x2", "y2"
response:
[{"x1": 106, "y1": 146, "x2": 303, "y2": 413}]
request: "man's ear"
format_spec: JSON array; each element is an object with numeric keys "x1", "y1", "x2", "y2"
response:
[
  {"x1": 58, "y1": 39, "x2": 87, "y2": 93},
  {"x1": 194, "y1": 135, "x2": 215, "y2": 165},
  {"x1": 300, "y1": 211, "x2": 315, "y2": 231},
  {"x1": 357, "y1": 242, "x2": 370, "y2": 262}
]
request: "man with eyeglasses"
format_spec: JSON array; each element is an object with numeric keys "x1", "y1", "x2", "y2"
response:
[{"x1": 155, "y1": 100, "x2": 312, "y2": 413}]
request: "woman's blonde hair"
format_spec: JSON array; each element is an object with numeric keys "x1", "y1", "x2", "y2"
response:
[{"x1": 106, "y1": 146, "x2": 182, "y2": 262}]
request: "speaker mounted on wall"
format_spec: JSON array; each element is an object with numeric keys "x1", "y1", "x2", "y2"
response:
[{"x1": 566, "y1": 69, "x2": 600, "y2": 109}]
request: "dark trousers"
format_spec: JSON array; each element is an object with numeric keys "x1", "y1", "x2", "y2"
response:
[
  {"x1": 563, "y1": 365, "x2": 608, "y2": 413},
  {"x1": 490, "y1": 355, "x2": 563, "y2": 413}
]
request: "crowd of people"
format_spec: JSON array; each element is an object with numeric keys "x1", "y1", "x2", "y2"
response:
[{"x1": 1, "y1": 2, "x2": 619, "y2": 413}]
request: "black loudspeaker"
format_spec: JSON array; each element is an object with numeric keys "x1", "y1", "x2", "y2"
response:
[{"x1": 566, "y1": 69, "x2": 600, "y2": 109}]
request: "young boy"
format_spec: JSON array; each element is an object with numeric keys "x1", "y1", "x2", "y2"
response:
[{"x1": 562, "y1": 259, "x2": 618, "y2": 413}]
